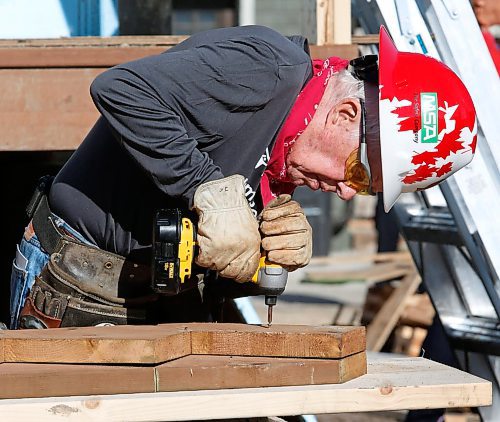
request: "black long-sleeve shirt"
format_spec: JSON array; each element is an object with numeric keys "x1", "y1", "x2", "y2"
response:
[{"x1": 49, "y1": 26, "x2": 312, "y2": 262}]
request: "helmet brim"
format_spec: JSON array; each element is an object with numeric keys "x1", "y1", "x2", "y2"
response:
[{"x1": 378, "y1": 26, "x2": 403, "y2": 213}]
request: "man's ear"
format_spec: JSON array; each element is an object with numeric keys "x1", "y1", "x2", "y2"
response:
[{"x1": 327, "y1": 98, "x2": 360, "y2": 125}]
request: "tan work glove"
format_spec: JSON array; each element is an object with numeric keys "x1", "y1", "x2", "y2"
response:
[
  {"x1": 260, "y1": 194, "x2": 312, "y2": 272},
  {"x1": 192, "y1": 175, "x2": 261, "y2": 283}
]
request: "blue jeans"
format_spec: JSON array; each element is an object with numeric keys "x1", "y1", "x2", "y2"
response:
[{"x1": 10, "y1": 215, "x2": 93, "y2": 329}]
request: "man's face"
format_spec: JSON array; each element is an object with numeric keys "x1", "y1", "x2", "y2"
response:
[{"x1": 285, "y1": 97, "x2": 382, "y2": 201}]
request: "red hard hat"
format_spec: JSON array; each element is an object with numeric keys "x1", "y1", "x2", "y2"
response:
[{"x1": 378, "y1": 26, "x2": 477, "y2": 211}]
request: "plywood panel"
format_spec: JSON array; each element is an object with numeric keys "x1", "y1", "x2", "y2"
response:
[
  {"x1": 190, "y1": 324, "x2": 365, "y2": 358},
  {"x1": 156, "y1": 352, "x2": 366, "y2": 392}
]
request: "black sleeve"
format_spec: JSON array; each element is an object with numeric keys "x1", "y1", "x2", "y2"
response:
[{"x1": 89, "y1": 30, "x2": 282, "y2": 206}]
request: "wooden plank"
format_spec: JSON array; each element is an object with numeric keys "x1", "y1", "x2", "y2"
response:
[
  {"x1": 0, "y1": 34, "x2": 359, "y2": 69},
  {"x1": 0, "y1": 324, "x2": 191, "y2": 364},
  {"x1": 0, "y1": 357, "x2": 490, "y2": 420},
  {"x1": 309, "y1": 251, "x2": 413, "y2": 266},
  {"x1": 331, "y1": 0, "x2": 351, "y2": 44},
  {"x1": 190, "y1": 324, "x2": 365, "y2": 358},
  {"x1": 0, "y1": 43, "x2": 360, "y2": 69},
  {"x1": 399, "y1": 293, "x2": 435, "y2": 327},
  {"x1": 304, "y1": 262, "x2": 412, "y2": 284},
  {"x1": 0, "y1": 44, "x2": 359, "y2": 69},
  {"x1": 0, "y1": 68, "x2": 102, "y2": 151},
  {"x1": 0, "y1": 47, "x2": 170, "y2": 68},
  {"x1": 317, "y1": 0, "x2": 351, "y2": 45},
  {"x1": 0, "y1": 353, "x2": 365, "y2": 399},
  {"x1": 0, "y1": 324, "x2": 364, "y2": 364},
  {"x1": 316, "y1": 0, "x2": 329, "y2": 46},
  {"x1": 309, "y1": 43, "x2": 359, "y2": 60},
  {"x1": 0, "y1": 363, "x2": 155, "y2": 399},
  {"x1": 156, "y1": 352, "x2": 366, "y2": 392},
  {"x1": 352, "y1": 34, "x2": 379, "y2": 45},
  {"x1": 366, "y1": 272, "x2": 422, "y2": 351},
  {"x1": 0, "y1": 35, "x2": 189, "y2": 47}
]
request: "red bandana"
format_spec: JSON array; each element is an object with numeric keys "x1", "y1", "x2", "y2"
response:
[{"x1": 259, "y1": 56, "x2": 349, "y2": 206}]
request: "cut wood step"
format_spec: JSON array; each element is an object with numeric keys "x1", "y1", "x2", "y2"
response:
[
  {"x1": 0, "y1": 323, "x2": 365, "y2": 364},
  {"x1": 0, "y1": 352, "x2": 367, "y2": 399},
  {"x1": 156, "y1": 352, "x2": 367, "y2": 392}
]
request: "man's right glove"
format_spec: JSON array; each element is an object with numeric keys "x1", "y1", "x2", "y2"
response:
[
  {"x1": 192, "y1": 175, "x2": 261, "y2": 283},
  {"x1": 260, "y1": 194, "x2": 312, "y2": 272}
]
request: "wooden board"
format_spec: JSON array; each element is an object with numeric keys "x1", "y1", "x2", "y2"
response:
[
  {"x1": 0, "y1": 36, "x2": 358, "y2": 68},
  {"x1": 366, "y1": 272, "x2": 422, "y2": 351},
  {"x1": 0, "y1": 356, "x2": 490, "y2": 421},
  {"x1": 304, "y1": 262, "x2": 412, "y2": 284},
  {"x1": 157, "y1": 353, "x2": 366, "y2": 392},
  {"x1": 0, "y1": 324, "x2": 191, "y2": 364},
  {"x1": 0, "y1": 363, "x2": 155, "y2": 399},
  {"x1": 0, "y1": 352, "x2": 366, "y2": 399},
  {"x1": 0, "y1": 324, "x2": 365, "y2": 364},
  {"x1": 309, "y1": 251, "x2": 413, "y2": 266},
  {"x1": 190, "y1": 323, "x2": 365, "y2": 359},
  {"x1": 0, "y1": 68, "x2": 102, "y2": 151}
]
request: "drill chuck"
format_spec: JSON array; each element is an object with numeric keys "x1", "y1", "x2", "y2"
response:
[
  {"x1": 252, "y1": 257, "x2": 288, "y2": 295},
  {"x1": 254, "y1": 262, "x2": 288, "y2": 326}
]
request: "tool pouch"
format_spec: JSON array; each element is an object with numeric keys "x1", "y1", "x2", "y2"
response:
[{"x1": 18, "y1": 240, "x2": 158, "y2": 328}]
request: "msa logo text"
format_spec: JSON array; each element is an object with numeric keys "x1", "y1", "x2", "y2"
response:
[{"x1": 421, "y1": 92, "x2": 438, "y2": 143}]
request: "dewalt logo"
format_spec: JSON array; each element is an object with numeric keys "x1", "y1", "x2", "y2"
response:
[{"x1": 421, "y1": 92, "x2": 439, "y2": 143}]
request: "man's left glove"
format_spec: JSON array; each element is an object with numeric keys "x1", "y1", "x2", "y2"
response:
[{"x1": 260, "y1": 194, "x2": 312, "y2": 271}]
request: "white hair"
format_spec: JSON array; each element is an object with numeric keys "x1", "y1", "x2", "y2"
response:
[
  {"x1": 329, "y1": 69, "x2": 365, "y2": 105},
  {"x1": 330, "y1": 70, "x2": 380, "y2": 153}
]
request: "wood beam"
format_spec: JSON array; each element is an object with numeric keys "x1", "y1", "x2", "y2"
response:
[
  {"x1": 190, "y1": 323, "x2": 365, "y2": 359},
  {"x1": 316, "y1": 0, "x2": 351, "y2": 45},
  {"x1": 0, "y1": 353, "x2": 366, "y2": 399},
  {"x1": 0, "y1": 363, "x2": 155, "y2": 399},
  {"x1": 156, "y1": 353, "x2": 367, "y2": 392},
  {"x1": 0, "y1": 324, "x2": 365, "y2": 364},
  {"x1": 0, "y1": 324, "x2": 191, "y2": 364},
  {"x1": 366, "y1": 272, "x2": 422, "y2": 351}
]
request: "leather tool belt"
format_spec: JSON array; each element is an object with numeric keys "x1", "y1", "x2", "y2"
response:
[{"x1": 18, "y1": 185, "x2": 158, "y2": 329}]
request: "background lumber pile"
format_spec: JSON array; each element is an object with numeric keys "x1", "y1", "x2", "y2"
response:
[
  {"x1": 0, "y1": 323, "x2": 366, "y2": 399},
  {"x1": 302, "y1": 251, "x2": 434, "y2": 355}
]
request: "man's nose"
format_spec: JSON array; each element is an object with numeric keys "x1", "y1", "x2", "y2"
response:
[{"x1": 336, "y1": 182, "x2": 357, "y2": 201}]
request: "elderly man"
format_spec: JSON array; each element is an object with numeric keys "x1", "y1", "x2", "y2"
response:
[{"x1": 10, "y1": 25, "x2": 476, "y2": 329}]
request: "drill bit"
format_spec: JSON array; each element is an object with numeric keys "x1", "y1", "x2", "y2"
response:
[{"x1": 265, "y1": 295, "x2": 277, "y2": 327}]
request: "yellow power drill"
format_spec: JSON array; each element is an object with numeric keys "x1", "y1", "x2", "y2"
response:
[{"x1": 151, "y1": 209, "x2": 288, "y2": 325}]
